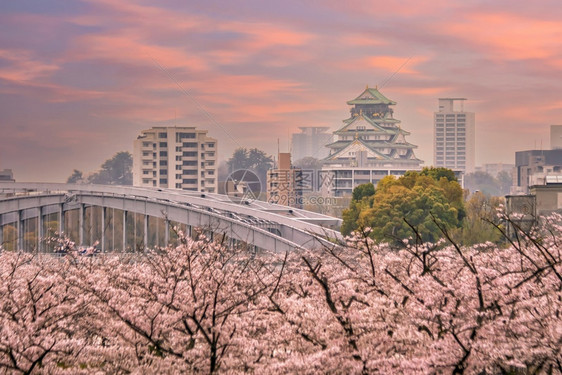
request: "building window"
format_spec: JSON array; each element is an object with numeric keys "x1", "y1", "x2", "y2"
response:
[
  {"x1": 176, "y1": 174, "x2": 182, "y2": 179},
  {"x1": 183, "y1": 160, "x2": 197, "y2": 166},
  {"x1": 158, "y1": 132, "x2": 167, "y2": 139},
  {"x1": 159, "y1": 160, "x2": 167, "y2": 166},
  {"x1": 182, "y1": 151, "x2": 197, "y2": 157},
  {"x1": 160, "y1": 151, "x2": 167, "y2": 157},
  {"x1": 183, "y1": 142, "x2": 197, "y2": 148},
  {"x1": 175, "y1": 183, "x2": 182, "y2": 188},
  {"x1": 175, "y1": 165, "x2": 182, "y2": 170},
  {"x1": 159, "y1": 178, "x2": 167, "y2": 184},
  {"x1": 159, "y1": 142, "x2": 167, "y2": 148},
  {"x1": 176, "y1": 133, "x2": 195, "y2": 142},
  {"x1": 160, "y1": 169, "x2": 167, "y2": 175},
  {"x1": 208, "y1": 143, "x2": 215, "y2": 148},
  {"x1": 142, "y1": 142, "x2": 152, "y2": 147}
]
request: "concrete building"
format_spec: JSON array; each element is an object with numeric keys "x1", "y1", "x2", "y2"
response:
[
  {"x1": 434, "y1": 98, "x2": 475, "y2": 173},
  {"x1": 133, "y1": 126, "x2": 217, "y2": 192},
  {"x1": 321, "y1": 86, "x2": 423, "y2": 197},
  {"x1": 291, "y1": 127, "x2": 333, "y2": 162},
  {"x1": 506, "y1": 181, "x2": 562, "y2": 236},
  {"x1": 0, "y1": 169, "x2": 15, "y2": 182},
  {"x1": 267, "y1": 153, "x2": 303, "y2": 208},
  {"x1": 513, "y1": 149, "x2": 562, "y2": 194},
  {"x1": 551, "y1": 125, "x2": 562, "y2": 150}
]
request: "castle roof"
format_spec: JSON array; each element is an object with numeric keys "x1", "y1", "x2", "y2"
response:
[{"x1": 347, "y1": 86, "x2": 396, "y2": 106}]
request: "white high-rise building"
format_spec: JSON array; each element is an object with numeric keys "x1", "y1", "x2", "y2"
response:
[
  {"x1": 434, "y1": 98, "x2": 475, "y2": 173},
  {"x1": 133, "y1": 126, "x2": 217, "y2": 192},
  {"x1": 291, "y1": 127, "x2": 332, "y2": 162}
]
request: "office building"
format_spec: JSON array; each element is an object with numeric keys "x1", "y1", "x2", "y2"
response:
[
  {"x1": 434, "y1": 98, "x2": 475, "y2": 173},
  {"x1": 133, "y1": 127, "x2": 217, "y2": 192},
  {"x1": 551, "y1": 125, "x2": 562, "y2": 150},
  {"x1": 267, "y1": 153, "x2": 303, "y2": 208},
  {"x1": 513, "y1": 149, "x2": 562, "y2": 193},
  {"x1": 291, "y1": 127, "x2": 333, "y2": 162},
  {"x1": 0, "y1": 169, "x2": 14, "y2": 182},
  {"x1": 321, "y1": 86, "x2": 423, "y2": 197}
]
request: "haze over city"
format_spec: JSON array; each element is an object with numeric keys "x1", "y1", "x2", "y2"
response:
[{"x1": 1, "y1": 0, "x2": 562, "y2": 182}]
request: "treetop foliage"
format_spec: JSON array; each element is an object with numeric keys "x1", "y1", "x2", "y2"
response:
[
  {"x1": 226, "y1": 148, "x2": 274, "y2": 190},
  {"x1": 419, "y1": 166, "x2": 458, "y2": 182},
  {"x1": 342, "y1": 168, "x2": 465, "y2": 244},
  {"x1": 66, "y1": 151, "x2": 132, "y2": 185}
]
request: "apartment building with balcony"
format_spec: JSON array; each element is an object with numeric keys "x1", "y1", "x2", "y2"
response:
[{"x1": 133, "y1": 127, "x2": 217, "y2": 193}]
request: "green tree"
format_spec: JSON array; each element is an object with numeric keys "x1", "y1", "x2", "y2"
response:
[
  {"x1": 496, "y1": 170, "x2": 513, "y2": 195},
  {"x1": 227, "y1": 148, "x2": 274, "y2": 189},
  {"x1": 341, "y1": 183, "x2": 376, "y2": 235},
  {"x1": 88, "y1": 151, "x2": 133, "y2": 185},
  {"x1": 464, "y1": 171, "x2": 500, "y2": 196},
  {"x1": 342, "y1": 170, "x2": 465, "y2": 244},
  {"x1": 458, "y1": 191, "x2": 504, "y2": 245},
  {"x1": 351, "y1": 182, "x2": 375, "y2": 201},
  {"x1": 66, "y1": 169, "x2": 84, "y2": 184},
  {"x1": 420, "y1": 166, "x2": 458, "y2": 182}
]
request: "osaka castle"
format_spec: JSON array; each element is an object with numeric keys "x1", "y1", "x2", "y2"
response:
[{"x1": 322, "y1": 86, "x2": 423, "y2": 197}]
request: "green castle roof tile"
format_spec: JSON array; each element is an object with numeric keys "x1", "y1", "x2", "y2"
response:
[{"x1": 347, "y1": 87, "x2": 397, "y2": 106}]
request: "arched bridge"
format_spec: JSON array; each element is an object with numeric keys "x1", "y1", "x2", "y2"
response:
[{"x1": 0, "y1": 183, "x2": 343, "y2": 253}]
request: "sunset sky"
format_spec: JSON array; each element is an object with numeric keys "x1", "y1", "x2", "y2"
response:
[{"x1": 2, "y1": 0, "x2": 562, "y2": 182}]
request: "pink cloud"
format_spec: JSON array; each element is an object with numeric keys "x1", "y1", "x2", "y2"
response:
[
  {"x1": 0, "y1": 49, "x2": 59, "y2": 82},
  {"x1": 363, "y1": 55, "x2": 428, "y2": 75},
  {"x1": 338, "y1": 33, "x2": 387, "y2": 47},
  {"x1": 437, "y1": 11, "x2": 562, "y2": 62},
  {"x1": 67, "y1": 33, "x2": 209, "y2": 72}
]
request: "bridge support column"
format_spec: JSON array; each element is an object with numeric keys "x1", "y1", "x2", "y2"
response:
[
  {"x1": 17, "y1": 210, "x2": 23, "y2": 251},
  {"x1": 38, "y1": 207, "x2": 44, "y2": 252},
  {"x1": 79, "y1": 204, "x2": 85, "y2": 247},
  {"x1": 59, "y1": 204, "x2": 65, "y2": 235},
  {"x1": 122, "y1": 211, "x2": 127, "y2": 251},
  {"x1": 0, "y1": 215, "x2": 3, "y2": 249},
  {"x1": 164, "y1": 219, "x2": 169, "y2": 246},
  {"x1": 101, "y1": 207, "x2": 105, "y2": 252},
  {"x1": 143, "y1": 215, "x2": 148, "y2": 251}
]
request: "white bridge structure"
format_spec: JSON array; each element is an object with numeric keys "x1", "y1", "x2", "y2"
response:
[{"x1": 0, "y1": 183, "x2": 343, "y2": 252}]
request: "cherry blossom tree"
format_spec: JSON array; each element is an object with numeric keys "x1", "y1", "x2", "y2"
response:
[
  {"x1": 0, "y1": 251, "x2": 88, "y2": 374},
  {"x1": 1, "y1": 215, "x2": 560, "y2": 374}
]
